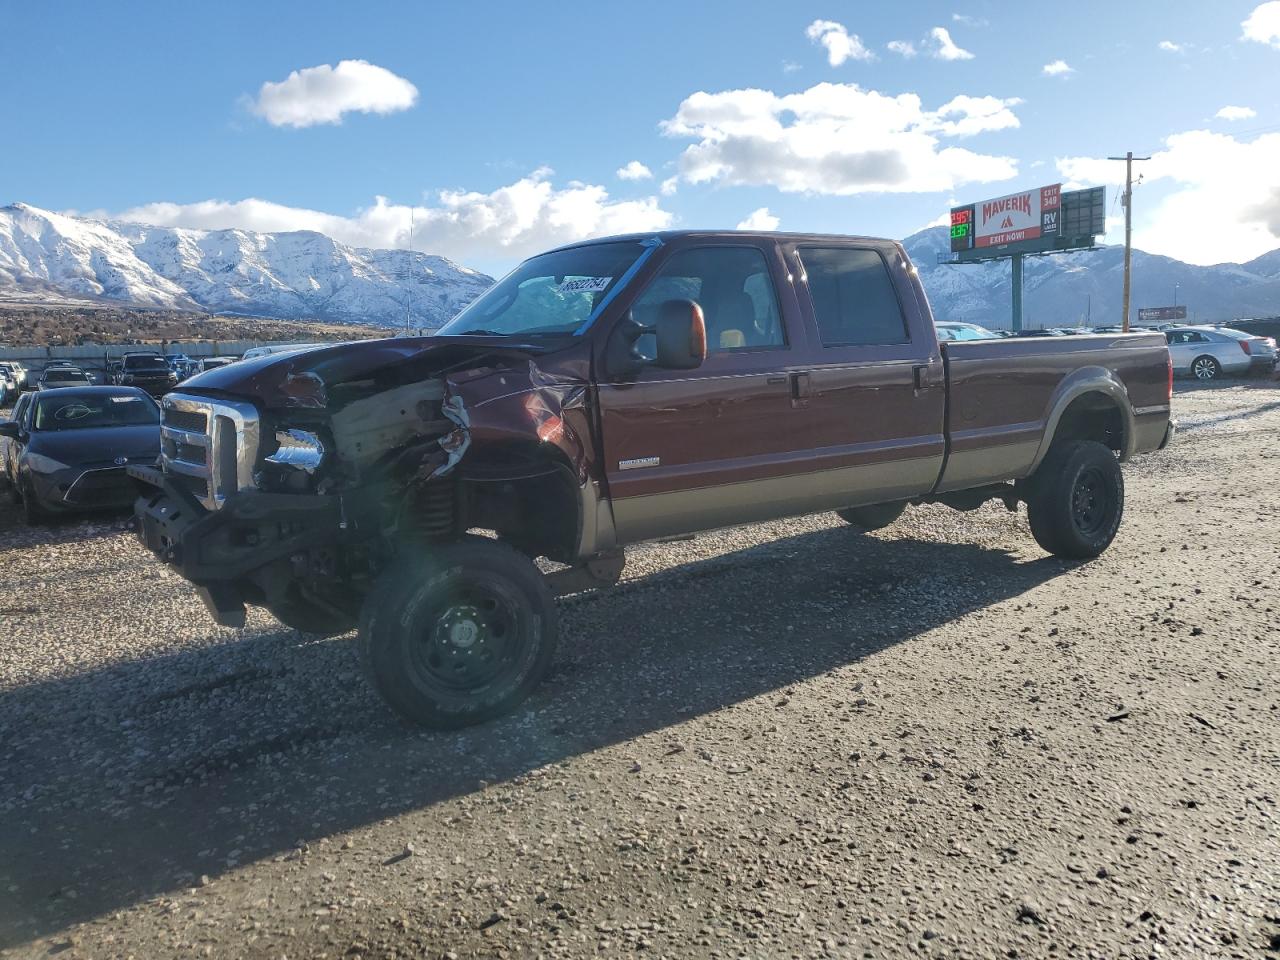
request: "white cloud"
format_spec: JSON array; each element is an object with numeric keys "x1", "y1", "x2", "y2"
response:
[
  {"x1": 616, "y1": 160, "x2": 653, "y2": 181},
  {"x1": 110, "y1": 169, "x2": 674, "y2": 262},
  {"x1": 1216, "y1": 105, "x2": 1257, "y2": 121},
  {"x1": 1242, "y1": 1, "x2": 1280, "y2": 48},
  {"x1": 736, "y1": 207, "x2": 780, "y2": 231},
  {"x1": 887, "y1": 40, "x2": 917, "y2": 57},
  {"x1": 659, "y1": 176, "x2": 679, "y2": 197},
  {"x1": 782, "y1": 60, "x2": 803, "y2": 73},
  {"x1": 661, "y1": 82, "x2": 1019, "y2": 196},
  {"x1": 926, "y1": 27, "x2": 974, "y2": 61},
  {"x1": 250, "y1": 60, "x2": 418, "y2": 128},
  {"x1": 1056, "y1": 130, "x2": 1280, "y2": 264},
  {"x1": 1157, "y1": 40, "x2": 1184, "y2": 52},
  {"x1": 952, "y1": 13, "x2": 988, "y2": 27},
  {"x1": 805, "y1": 20, "x2": 876, "y2": 65},
  {"x1": 1042, "y1": 59, "x2": 1074, "y2": 76}
]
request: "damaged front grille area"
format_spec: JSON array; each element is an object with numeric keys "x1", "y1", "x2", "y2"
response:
[{"x1": 160, "y1": 394, "x2": 261, "y2": 510}]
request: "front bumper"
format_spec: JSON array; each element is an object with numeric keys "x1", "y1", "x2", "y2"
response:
[
  {"x1": 31, "y1": 465, "x2": 140, "y2": 511},
  {"x1": 131, "y1": 465, "x2": 345, "y2": 626}
]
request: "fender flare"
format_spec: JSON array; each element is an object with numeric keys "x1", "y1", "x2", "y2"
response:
[{"x1": 1026, "y1": 366, "x2": 1136, "y2": 475}]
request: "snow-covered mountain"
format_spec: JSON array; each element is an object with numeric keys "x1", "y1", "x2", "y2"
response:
[
  {"x1": 0, "y1": 203, "x2": 493, "y2": 328},
  {"x1": 4, "y1": 201, "x2": 1277, "y2": 331},
  {"x1": 905, "y1": 226, "x2": 1280, "y2": 329}
]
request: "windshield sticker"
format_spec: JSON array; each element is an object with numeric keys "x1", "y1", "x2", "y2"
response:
[
  {"x1": 110, "y1": 396, "x2": 143, "y2": 403},
  {"x1": 557, "y1": 276, "x2": 612, "y2": 295}
]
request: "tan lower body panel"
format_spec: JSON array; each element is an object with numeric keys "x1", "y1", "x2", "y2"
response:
[
  {"x1": 612, "y1": 455, "x2": 941, "y2": 545},
  {"x1": 935, "y1": 439, "x2": 1040, "y2": 492}
]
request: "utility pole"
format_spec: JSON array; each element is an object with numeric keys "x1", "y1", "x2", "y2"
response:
[
  {"x1": 1108, "y1": 151, "x2": 1150, "y2": 331},
  {"x1": 404, "y1": 207, "x2": 414, "y2": 336},
  {"x1": 1011, "y1": 253, "x2": 1023, "y2": 332}
]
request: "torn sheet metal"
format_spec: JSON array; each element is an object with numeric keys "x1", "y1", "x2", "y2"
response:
[{"x1": 431, "y1": 393, "x2": 471, "y2": 478}]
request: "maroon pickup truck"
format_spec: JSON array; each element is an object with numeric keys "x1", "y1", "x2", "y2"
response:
[{"x1": 132, "y1": 230, "x2": 1174, "y2": 727}]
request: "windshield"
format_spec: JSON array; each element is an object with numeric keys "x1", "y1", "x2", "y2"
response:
[
  {"x1": 44, "y1": 369, "x2": 89, "y2": 382},
  {"x1": 436, "y1": 241, "x2": 649, "y2": 338},
  {"x1": 34, "y1": 392, "x2": 159, "y2": 431},
  {"x1": 124, "y1": 356, "x2": 169, "y2": 371}
]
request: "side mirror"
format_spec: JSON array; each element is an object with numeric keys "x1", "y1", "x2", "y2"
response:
[
  {"x1": 0, "y1": 421, "x2": 19, "y2": 439},
  {"x1": 653, "y1": 299, "x2": 707, "y2": 370}
]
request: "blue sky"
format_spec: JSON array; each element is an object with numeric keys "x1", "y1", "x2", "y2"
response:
[{"x1": 3, "y1": 0, "x2": 1279, "y2": 273}]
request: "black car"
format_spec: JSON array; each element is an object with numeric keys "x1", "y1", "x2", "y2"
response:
[
  {"x1": 36, "y1": 366, "x2": 93, "y2": 390},
  {"x1": 112, "y1": 353, "x2": 178, "y2": 396},
  {"x1": 0, "y1": 386, "x2": 160, "y2": 523}
]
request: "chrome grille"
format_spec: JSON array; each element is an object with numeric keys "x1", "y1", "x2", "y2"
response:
[{"x1": 160, "y1": 393, "x2": 260, "y2": 510}]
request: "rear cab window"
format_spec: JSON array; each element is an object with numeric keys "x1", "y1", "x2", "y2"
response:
[{"x1": 796, "y1": 247, "x2": 911, "y2": 347}]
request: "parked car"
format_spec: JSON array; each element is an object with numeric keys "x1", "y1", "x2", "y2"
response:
[
  {"x1": 132, "y1": 229, "x2": 1174, "y2": 728},
  {"x1": 198, "y1": 356, "x2": 240, "y2": 373},
  {"x1": 935, "y1": 321, "x2": 1000, "y2": 341},
  {"x1": 37, "y1": 366, "x2": 92, "y2": 390},
  {"x1": 1165, "y1": 326, "x2": 1273, "y2": 380},
  {"x1": 0, "y1": 361, "x2": 28, "y2": 392},
  {"x1": 0, "y1": 386, "x2": 161, "y2": 524},
  {"x1": 111, "y1": 352, "x2": 178, "y2": 395},
  {"x1": 0, "y1": 369, "x2": 15, "y2": 406},
  {"x1": 240, "y1": 343, "x2": 329, "y2": 362}
]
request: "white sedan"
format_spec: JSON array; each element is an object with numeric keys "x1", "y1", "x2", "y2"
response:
[{"x1": 1165, "y1": 326, "x2": 1275, "y2": 380}]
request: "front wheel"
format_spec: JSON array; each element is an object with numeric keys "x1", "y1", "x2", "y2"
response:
[
  {"x1": 1191, "y1": 355, "x2": 1221, "y2": 381},
  {"x1": 1026, "y1": 440, "x2": 1124, "y2": 559},
  {"x1": 358, "y1": 537, "x2": 558, "y2": 729},
  {"x1": 19, "y1": 478, "x2": 49, "y2": 525}
]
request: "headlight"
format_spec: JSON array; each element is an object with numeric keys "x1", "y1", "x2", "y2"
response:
[
  {"x1": 264, "y1": 429, "x2": 326, "y2": 474},
  {"x1": 25, "y1": 452, "x2": 71, "y2": 474}
]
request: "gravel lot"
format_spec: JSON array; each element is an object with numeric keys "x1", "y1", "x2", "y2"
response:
[{"x1": 2, "y1": 383, "x2": 1278, "y2": 959}]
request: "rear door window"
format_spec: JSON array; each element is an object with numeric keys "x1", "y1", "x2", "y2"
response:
[{"x1": 798, "y1": 247, "x2": 909, "y2": 346}]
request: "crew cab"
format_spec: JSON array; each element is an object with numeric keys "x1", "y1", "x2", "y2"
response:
[{"x1": 131, "y1": 231, "x2": 1174, "y2": 728}]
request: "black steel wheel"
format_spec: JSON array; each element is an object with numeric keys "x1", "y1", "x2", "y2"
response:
[
  {"x1": 1191, "y1": 355, "x2": 1221, "y2": 381},
  {"x1": 1026, "y1": 440, "x2": 1124, "y2": 559},
  {"x1": 358, "y1": 536, "x2": 557, "y2": 729}
]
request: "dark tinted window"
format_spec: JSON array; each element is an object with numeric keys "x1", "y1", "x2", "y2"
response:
[
  {"x1": 123, "y1": 355, "x2": 169, "y2": 371},
  {"x1": 43, "y1": 369, "x2": 89, "y2": 382},
  {"x1": 633, "y1": 246, "x2": 784, "y2": 352},
  {"x1": 799, "y1": 248, "x2": 908, "y2": 346}
]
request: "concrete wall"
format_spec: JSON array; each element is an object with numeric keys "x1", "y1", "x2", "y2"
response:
[{"x1": 0, "y1": 340, "x2": 308, "y2": 379}]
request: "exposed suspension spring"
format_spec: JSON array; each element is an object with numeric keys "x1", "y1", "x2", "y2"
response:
[{"x1": 409, "y1": 481, "x2": 456, "y2": 539}]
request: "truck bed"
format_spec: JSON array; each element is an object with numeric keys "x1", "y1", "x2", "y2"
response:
[{"x1": 936, "y1": 332, "x2": 1172, "y2": 493}]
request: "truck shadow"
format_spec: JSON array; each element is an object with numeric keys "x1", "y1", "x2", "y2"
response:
[{"x1": 0, "y1": 521, "x2": 1069, "y2": 946}]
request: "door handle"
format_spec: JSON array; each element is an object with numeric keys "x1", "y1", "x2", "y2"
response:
[
  {"x1": 767, "y1": 375, "x2": 787, "y2": 385},
  {"x1": 790, "y1": 371, "x2": 811, "y2": 408},
  {"x1": 912, "y1": 364, "x2": 929, "y2": 392}
]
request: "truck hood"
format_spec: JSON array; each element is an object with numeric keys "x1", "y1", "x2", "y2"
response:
[{"x1": 179, "y1": 336, "x2": 575, "y2": 411}]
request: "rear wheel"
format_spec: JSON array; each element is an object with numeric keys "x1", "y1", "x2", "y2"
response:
[
  {"x1": 1191, "y1": 355, "x2": 1221, "y2": 381},
  {"x1": 358, "y1": 537, "x2": 558, "y2": 729},
  {"x1": 1026, "y1": 440, "x2": 1124, "y2": 559},
  {"x1": 836, "y1": 501, "x2": 906, "y2": 531}
]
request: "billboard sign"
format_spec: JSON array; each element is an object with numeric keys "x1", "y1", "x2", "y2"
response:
[
  {"x1": 949, "y1": 185, "x2": 1102, "y2": 260},
  {"x1": 1137, "y1": 306, "x2": 1187, "y2": 323},
  {"x1": 975, "y1": 184, "x2": 1060, "y2": 248}
]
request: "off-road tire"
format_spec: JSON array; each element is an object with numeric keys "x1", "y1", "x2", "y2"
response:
[
  {"x1": 1191, "y1": 355, "x2": 1221, "y2": 381},
  {"x1": 358, "y1": 536, "x2": 558, "y2": 729},
  {"x1": 1026, "y1": 440, "x2": 1124, "y2": 559},
  {"x1": 835, "y1": 501, "x2": 906, "y2": 531}
]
